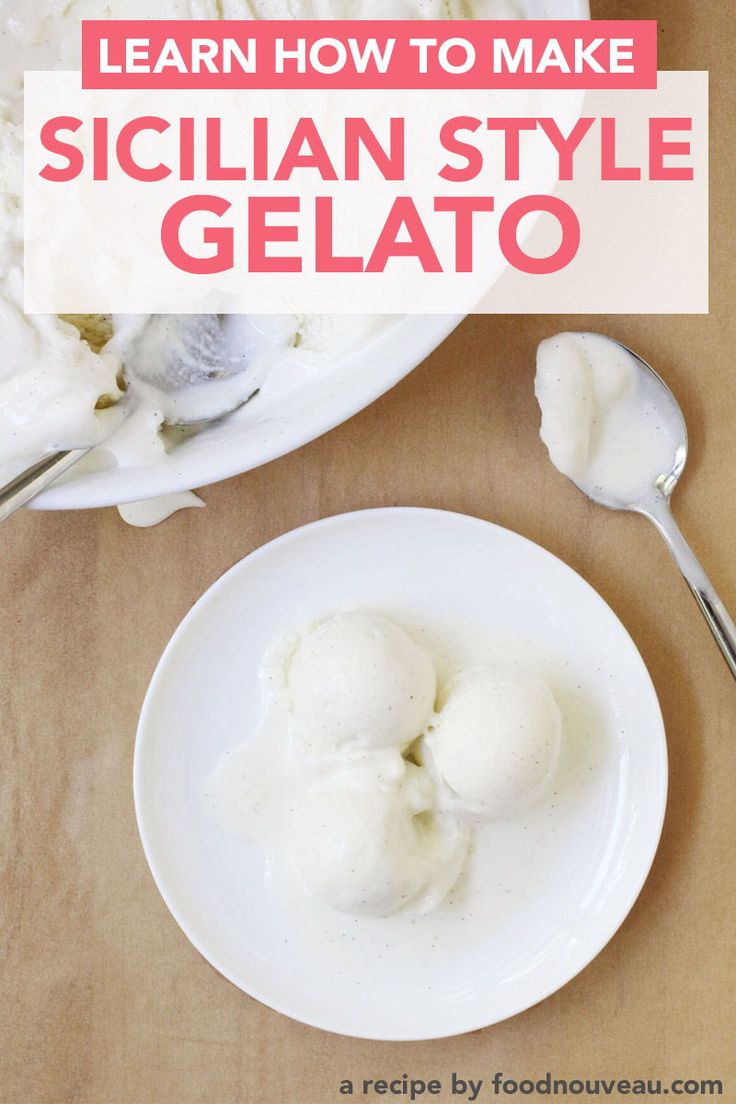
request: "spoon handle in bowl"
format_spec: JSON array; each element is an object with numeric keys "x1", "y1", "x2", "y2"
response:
[
  {"x1": 647, "y1": 500, "x2": 736, "y2": 681},
  {"x1": 0, "y1": 396, "x2": 136, "y2": 521},
  {"x1": 0, "y1": 449, "x2": 91, "y2": 522}
]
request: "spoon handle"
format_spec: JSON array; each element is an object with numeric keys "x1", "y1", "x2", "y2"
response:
[
  {"x1": 0, "y1": 397, "x2": 136, "y2": 522},
  {"x1": 0, "y1": 449, "x2": 92, "y2": 522},
  {"x1": 647, "y1": 499, "x2": 736, "y2": 680}
]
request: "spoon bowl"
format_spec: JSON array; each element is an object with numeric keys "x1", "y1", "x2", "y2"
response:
[
  {"x1": 597, "y1": 340, "x2": 689, "y2": 514},
  {"x1": 118, "y1": 314, "x2": 271, "y2": 426}
]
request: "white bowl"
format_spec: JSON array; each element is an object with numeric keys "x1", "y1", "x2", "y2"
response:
[
  {"x1": 135, "y1": 507, "x2": 666, "y2": 1040},
  {"x1": 31, "y1": 0, "x2": 589, "y2": 511},
  {"x1": 32, "y1": 314, "x2": 462, "y2": 509}
]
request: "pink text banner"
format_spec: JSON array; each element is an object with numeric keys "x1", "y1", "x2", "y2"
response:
[{"x1": 81, "y1": 20, "x2": 657, "y2": 91}]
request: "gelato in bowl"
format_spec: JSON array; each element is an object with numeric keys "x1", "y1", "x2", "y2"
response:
[{"x1": 0, "y1": 0, "x2": 589, "y2": 510}]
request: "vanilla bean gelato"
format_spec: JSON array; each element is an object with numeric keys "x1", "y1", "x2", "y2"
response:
[{"x1": 208, "y1": 610, "x2": 563, "y2": 920}]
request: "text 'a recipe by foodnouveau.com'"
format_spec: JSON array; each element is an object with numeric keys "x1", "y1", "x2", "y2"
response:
[{"x1": 23, "y1": 19, "x2": 707, "y2": 316}]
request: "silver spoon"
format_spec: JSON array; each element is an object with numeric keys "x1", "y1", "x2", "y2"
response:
[
  {"x1": 0, "y1": 315, "x2": 259, "y2": 522},
  {"x1": 546, "y1": 335, "x2": 736, "y2": 680}
]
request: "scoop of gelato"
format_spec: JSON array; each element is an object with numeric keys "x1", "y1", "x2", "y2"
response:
[
  {"x1": 291, "y1": 751, "x2": 467, "y2": 917},
  {"x1": 285, "y1": 611, "x2": 436, "y2": 751},
  {"x1": 426, "y1": 667, "x2": 562, "y2": 818}
]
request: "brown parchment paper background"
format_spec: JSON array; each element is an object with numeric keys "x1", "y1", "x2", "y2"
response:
[{"x1": 2, "y1": 1, "x2": 735, "y2": 1101}]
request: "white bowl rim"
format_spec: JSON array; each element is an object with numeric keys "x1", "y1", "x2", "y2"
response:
[{"x1": 31, "y1": 313, "x2": 464, "y2": 510}]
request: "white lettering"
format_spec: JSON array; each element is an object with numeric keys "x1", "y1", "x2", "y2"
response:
[
  {"x1": 223, "y1": 37, "x2": 256, "y2": 73},
  {"x1": 610, "y1": 37, "x2": 635, "y2": 73},
  {"x1": 347, "y1": 36, "x2": 395, "y2": 74},
  {"x1": 409, "y1": 37, "x2": 437, "y2": 74},
  {"x1": 574, "y1": 37, "x2": 606, "y2": 73},
  {"x1": 275, "y1": 37, "x2": 306, "y2": 73},
  {"x1": 439, "y1": 37, "x2": 475, "y2": 74},
  {"x1": 537, "y1": 39, "x2": 571, "y2": 73},
  {"x1": 493, "y1": 37, "x2": 533, "y2": 73},
  {"x1": 98, "y1": 38, "x2": 122, "y2": 74},
  {"x1": 310, "y1": 37, "x2": 348, "y2": 74},
  {"x1": 126, "y1": 38, "x2": 149, "y2": 73},
  {"x1": 152, "y1": 40, "x2": 187, "y2": 74}
]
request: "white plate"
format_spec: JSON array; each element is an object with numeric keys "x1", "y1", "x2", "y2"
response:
[{"x1": 134, "y1": 507, "x2": 667, "y2": 1040}]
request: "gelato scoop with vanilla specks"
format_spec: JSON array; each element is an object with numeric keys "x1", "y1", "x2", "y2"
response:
[
  {"x1": 291, "y1": 751, "x2": 468, "y2": 917},
  {"x1": 426, "y1": 667, "x2": 562, "y2": 818},
  {"x1": 284, "y1": 611, "x2": 437, "y2": 752}
]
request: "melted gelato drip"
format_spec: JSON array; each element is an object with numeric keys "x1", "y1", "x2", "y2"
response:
[{"x1": 116, "y1": 490, "x2": 205, "y2": 526}]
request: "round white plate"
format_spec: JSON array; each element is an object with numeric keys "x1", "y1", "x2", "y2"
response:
[{"x1": 134, "y1": 507, "x2": 667, "y2": 1040}]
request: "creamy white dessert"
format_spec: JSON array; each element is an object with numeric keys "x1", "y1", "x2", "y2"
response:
[
  {"x1": 425, "y1": 666, "x2": 562, "y2": 818},
  {"x1": 535, "y1": 332, "x2": 680, "y2": 506},
  {"x1": 0, "y1": 0, "x2": 518, "y2": 492},
  {"x1": 285, "y1": 611, "x2": 436, "y2": 752},
  {"x1": 291, "y1": 751, "x2": 468, "y2": 917},
  {"x1": 208, "y1": 610, "x2": 563, "y2": 920},
  {"x1": 117, "y1": 490, "x2": 205, "y2": 526}
]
